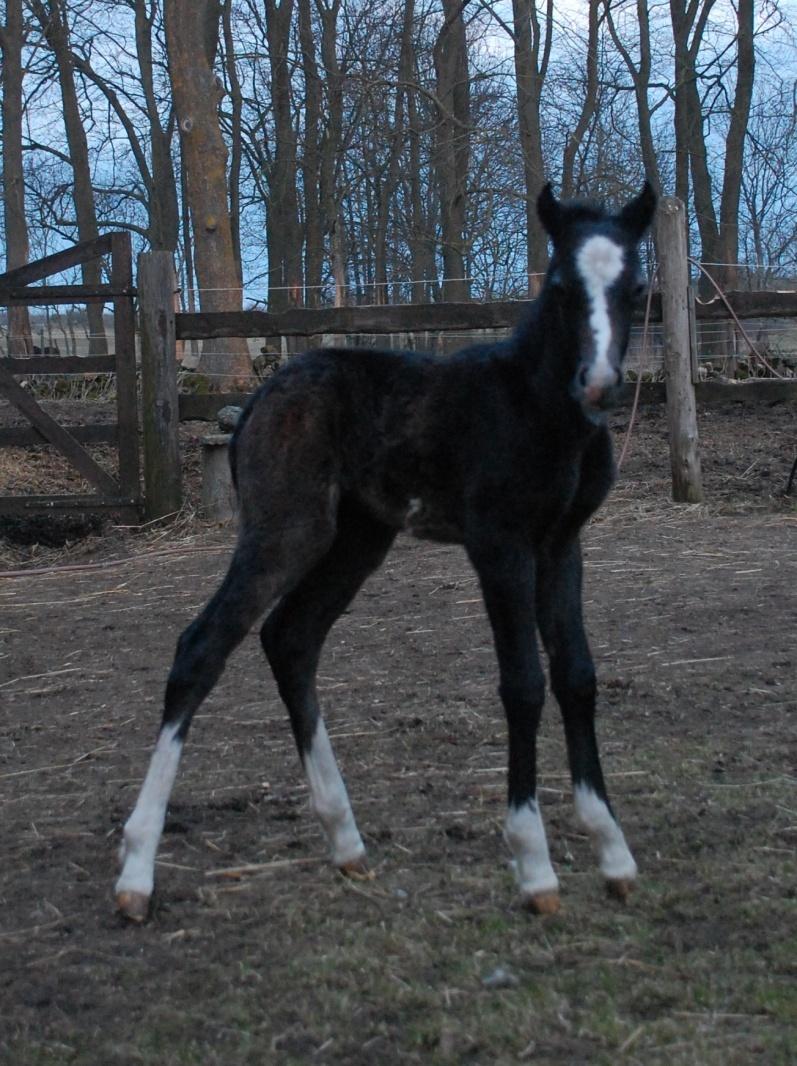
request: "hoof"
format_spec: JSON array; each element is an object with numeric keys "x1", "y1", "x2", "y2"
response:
[
  {"x1": 338, "y1": 856, "x2": 374, "y2": 882},
  {"x1": 522, "y1": 891, "x2": 561, "y2": 916},
  {"x1": 606, "y1": 877, "x2": 635, "y2": 902},
  {"x1": 116, "y1": 890, "x2": 151, "y2": 922}
]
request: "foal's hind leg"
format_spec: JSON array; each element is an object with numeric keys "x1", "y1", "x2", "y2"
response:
[
  {"x1": 537, "y1": 540, "x2": 637, "y2": 901},
  {"x1": 116, "y1": 524, "x2": 334, "y2": 920},
  {"x1": 261, "y1": 501, "x2": 395, "y2": 876}
]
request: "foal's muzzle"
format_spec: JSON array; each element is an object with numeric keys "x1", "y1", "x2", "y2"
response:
[{"x1": 573, "y1": 365, "x2": 623, "y2": 418}]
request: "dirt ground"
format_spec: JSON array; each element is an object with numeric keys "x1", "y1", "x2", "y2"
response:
[{"x1": 1, "y1": 398, "x2": 795, "y2": 1065}]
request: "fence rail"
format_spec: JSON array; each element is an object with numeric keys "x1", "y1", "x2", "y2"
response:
[{"x1": 175, "y1": 290, "x2": 797, "y2": 342}]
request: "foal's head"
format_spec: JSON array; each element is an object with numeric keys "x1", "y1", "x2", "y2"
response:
[{"x1": 537, "y1": 182, "x2": 656, "y2": 420}]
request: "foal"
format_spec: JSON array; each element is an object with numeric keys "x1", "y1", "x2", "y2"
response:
[{"x1": 116, "y1": 182, "x2": 656, "y2": 920}]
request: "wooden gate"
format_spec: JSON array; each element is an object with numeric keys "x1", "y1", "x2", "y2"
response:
[{"x1": 0, "y1": 233, "x2": 141, "y2": 521}]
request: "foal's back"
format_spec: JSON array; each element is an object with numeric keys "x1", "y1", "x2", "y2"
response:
[{"x1": 230, "y1": 333, "x2": 603, "y2": 545}]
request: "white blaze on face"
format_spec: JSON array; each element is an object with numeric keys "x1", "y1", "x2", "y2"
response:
[
  {"x1": 304, "y1": 718, "x2": 365, "y2": 867},
  {"x1": 573, "y1": 784, "x2": 637, "y2": 882},
  {"x1": 576, "y1": 235, "x2": 625, "y2": 390}
]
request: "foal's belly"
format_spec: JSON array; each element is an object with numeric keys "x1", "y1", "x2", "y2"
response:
[
  {"x1": 402, "y1": 497, "x2": 465, "y2": 543},
  {"x1": 355, "y1": 484, "x2": 465, "y2": 544}
]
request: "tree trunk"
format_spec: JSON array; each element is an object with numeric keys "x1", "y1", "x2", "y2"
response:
[
  {"x1": 180, "y1": 159, "x2": 199, "y2": 367},
  {"x1": 316, "y1": 0, "x2": 344, "y2": 304},
  {"x1": 670, "y1": 0, "x2": 751, "y2": 372},
  {"x1": 164, "y1": 0, "x2": 251, "y2": 385},
  {"x1": 433, "y1": 0, "x2": 471, "y2": 302},
  {"x1": 298, "y1": 0, "x2": 323, "y2": 305},
  {"x1": 406, "y1": 60, "x2": 434, "y2": 303},
  {"x1": 561, "y1": 0, "x2": 600, "y2": 198},
  {"x1": 373, "y1": 0, "x2": 414, "y2": 304},
  {"x1": 222, "y1": 0, "x2": 243, "y2": 283},
  {"x1": 669, "y1": 0, "x2": 692, "y2": 205},
  {"x1": 670, "y1": 0, "x2": 721, "y2": 278},
  {"x1": 718, "y1": 0, "x2": 755, "y2": 291},
  {"x1": 1, "y1": 0, "x2": 33, "y2": 355},
  {"x1": 30, "y1": 0, "x2": 107, "y2": 355},
  {"x1": 264, "y1": 0, "x2": 303, "y2": 311},
  {"x1": 512, "y1": 0, "x2": 553, "y2": 295},
  {"x1": 134, "y1": 0, "x2": 179, "y2": 251},
  {"x1": 604, "y1": 1, "x2": 662, "y2": 197}
]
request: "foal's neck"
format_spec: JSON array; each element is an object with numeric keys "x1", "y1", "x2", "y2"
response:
[{"x1": 509, "y1": 288, "x2": 610, "y2": 444}]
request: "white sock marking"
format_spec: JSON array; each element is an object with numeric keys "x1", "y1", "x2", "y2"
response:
[
  {"x1": 573, "y1": 783, "x2": 637, "y2": 881},
  {"x1": 116, "y1": 722, "x2": 183, "y2": 899},
  {"x1": 505, "y1": 800, "x2": 559, "y2": 898},
  {"x1": 576, "y1": 235, "x2": 625, "y2": 388},
  {"x1": 304, "y1": 719, "x2": 365, "y2": 867}
]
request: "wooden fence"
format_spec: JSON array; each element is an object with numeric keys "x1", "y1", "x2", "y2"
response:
[
  {"x1": 2, "y1": 198, "x2": 795, "y2": 523},
  {"x1": 155, "y1": 197, "x2": 794, "y2": 512},
  {"x1": 0, "y1": 233, "x2": 141, "y2": 521}
]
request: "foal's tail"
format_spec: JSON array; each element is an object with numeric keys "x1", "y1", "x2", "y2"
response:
[{"x1": 227, "y1": 390, "x2": 261, "y2": 495}]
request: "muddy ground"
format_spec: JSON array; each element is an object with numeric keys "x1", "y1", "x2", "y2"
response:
[{"x1": 0, "y1": 398, "x2": 795, "y2": 1065}]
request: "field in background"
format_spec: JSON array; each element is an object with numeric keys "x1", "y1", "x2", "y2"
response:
[{"x1": 1, "y1": 401, "x2": 795, "y2": 1064}]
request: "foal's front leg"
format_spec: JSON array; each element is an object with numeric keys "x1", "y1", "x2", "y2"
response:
[
  {"x1": 537, "y1": 540, "x2": 637, "y2": 900},
  {"x1": 466, "y1": 536, "x2": 560, "y2": 914}
]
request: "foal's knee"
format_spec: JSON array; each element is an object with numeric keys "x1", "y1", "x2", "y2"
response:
[
  {"x1": 499, "y1": 676, "x2": 546, "y2": 719},
  {"x1": 550, "y1": 655, "x2": 596, "y2": 703}
]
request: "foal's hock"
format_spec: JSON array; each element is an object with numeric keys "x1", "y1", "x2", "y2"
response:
[{"x1": 116, "y1": 182, "x2": 656, "y2": 921}]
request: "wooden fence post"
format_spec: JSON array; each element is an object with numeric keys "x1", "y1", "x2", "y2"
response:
[
  {"x1": 656, "y1": 197, "x2": 704, "y2": 503},
  {"x1": 110, "y1": 232, "x2": 141, "y2": 507},
  {"x1": 138, "y1": 252, "x2": 182, "y2": 520}
]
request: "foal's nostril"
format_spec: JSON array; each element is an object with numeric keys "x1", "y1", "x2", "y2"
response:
[{"x1": 576, "y1": 365, "x2": 621, "y2": 408}]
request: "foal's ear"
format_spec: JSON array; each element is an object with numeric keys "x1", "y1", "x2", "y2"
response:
[
  {"x1": 618, "y1": 181, "x2": 657, "y2": 239},
  {"x1": 537, "y1": 183, "x2": 562, "y2": 240}
]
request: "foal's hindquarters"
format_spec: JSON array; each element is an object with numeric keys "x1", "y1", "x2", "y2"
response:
[{"x1": 115, "y1": 392, "x2": 396, "y2": 920}]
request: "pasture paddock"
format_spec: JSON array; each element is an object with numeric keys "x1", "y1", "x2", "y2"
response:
[{"x1": 0, "y1": 401, "x2": 795, "y2": 1064}]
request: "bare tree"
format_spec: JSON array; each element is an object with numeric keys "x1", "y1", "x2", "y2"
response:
[
  {"x1": 263, "y1": 0, "x2": 302, "y2": 310},
  {"x1": 164, "y1": 0, "x2": 250, "y2": 383},
  {"x1": 297, "y1": 0, "x2": 323, "y2": 305},
  {"x1": 718, "y1": 0, "x2": 755, "y2": 288},
  {"x1": 560, "y1": 0, "x2": 601, "y2": 198},
  {"x1": 740, "y1": 78, "x2": 797, "y2": 281},
  {"x1": 1, "y1": 0, "x2": 34, "y2": 353},
  {"x1": 434, "y1": 0, "x2": 471, "y2": 301},
  {"x1": 604, "y1": 0, "x2": 663, "y2": 195},
  {"x1": 60, "y1": 2, "x2": 179, "y2": 251},
  {"x1": 512, "y1": 0, "x2": 553, "y2": 294},
  {"x1": 371, "y1": 0, "x2": 414, "y2": 304},
  {"x1": 316, "y1": 0, "x2": 346, "y2": 305},
  {"x1": 28, "y1": 0, "x2": 107, "y2": 354},
  {"x1": 133, "y1": 0, "x2": 179, "y2": 251},
  {"x1": 221, "y1": 0, "x2": 243, "y2": 279}
]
